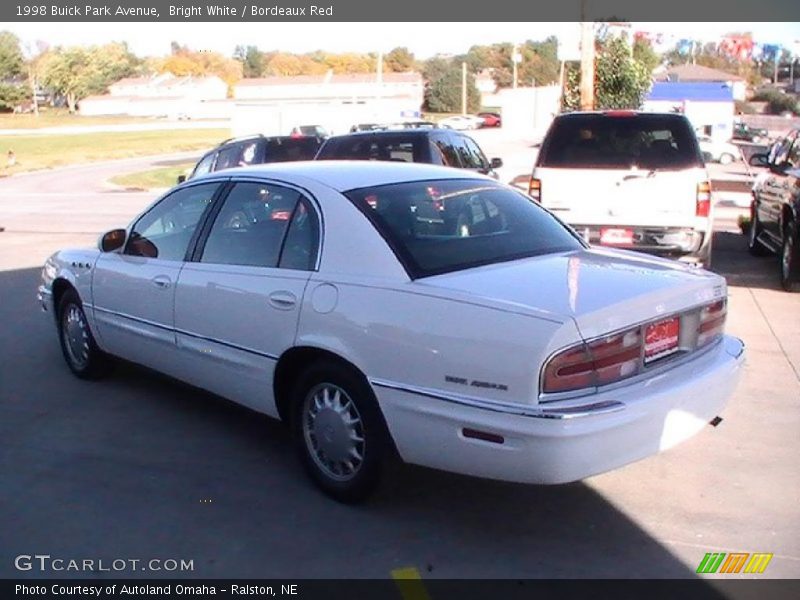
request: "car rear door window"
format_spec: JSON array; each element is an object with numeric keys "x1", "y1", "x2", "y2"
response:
[
  {"x1": 192, "y1": 152, "x2": 216, "y2": 178},
  {"x1": 263, "y1": 138, "x2": 322, "y2": 162},
  {"x1": 125, "y1": 183, "x2": 220, "y2": 261},
  {"x1": 462, "y1": 137, "x2": 490, "y2": 170},
  {"x1": 214, "y1": 142, "x2": 249, "y2": 171},
  {"x1": 200, "y1": 182, "x2": 302, "y2": 268}
]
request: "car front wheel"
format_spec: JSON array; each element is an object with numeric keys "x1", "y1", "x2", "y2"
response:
[
  {"x1": 57, "y1": 289, "x2": 111, "y2": 378},
  {"x1": 780, "y1": 221, "x2": 800, "y2": 292},
  {"x1": 291, "y1": 360, "x2": 389, "y2": 503}
]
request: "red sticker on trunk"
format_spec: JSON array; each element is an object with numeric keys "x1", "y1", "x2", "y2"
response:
[{"x1": 644, "y1": 317, "x2": 680, "y2": 363}]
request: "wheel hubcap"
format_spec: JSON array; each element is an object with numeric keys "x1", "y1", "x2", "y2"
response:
[
  {"x1": 62, "y1": 304, "x2": 89, "y2": 369},
  {"x1": 303, "y1": 383, "x2": 365, "y2": 481},
  {"x1": 749, "y1": 214, "x2": 758, "y2": 246}
]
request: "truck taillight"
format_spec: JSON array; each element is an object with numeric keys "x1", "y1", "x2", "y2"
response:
[
  {"x1": 542, "y1": 327, "x2": 642, "y2": 394},
  {"x1": 528, "y1": 177, "x2": 541, "y2": 202},
  {"x1": 697, "y1": 300, "x2": 726, "y2": 347},
  {"x1": 696, "y1": 181, "x2": 712, "y2": 217}
]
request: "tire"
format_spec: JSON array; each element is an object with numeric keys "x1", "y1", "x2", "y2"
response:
[
  {"x1": 780, "y1": 221, "x2": 800, "y2": 293},
  {"x1": 57, "y1": 289, "x2": 111, "y2": 379},
  {"x1": 719, "y1": 153, "x2": 735, "y2": 165},
  {"x1": 748, "y1": 205, "x2": 771, "y2": 256},
  {"x1": 291, "y1": 360, "x2": 390, "y2": 503}
]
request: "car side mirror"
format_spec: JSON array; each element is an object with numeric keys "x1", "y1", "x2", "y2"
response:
[
  {"x1": 490, "y1": 157, "x2": 503, "y2": 169},
  {"x1": 176, "y1": 174, "x2": 186, "y2": 184},
  {"x1": 748, "y1": 153, "x2": 769, "y2": 168},
  {"x1": 99, "y1": 228, "x2": 126, "y2": 252}
]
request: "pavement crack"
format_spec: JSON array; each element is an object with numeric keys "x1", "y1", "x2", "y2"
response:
[{"x1": 747, "y1": 286, "x2": 800, "y2": 385}]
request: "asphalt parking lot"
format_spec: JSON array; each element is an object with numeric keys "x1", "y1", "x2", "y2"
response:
[{"x1": 0, "y1": 142, "x2": 798, "y2": 582}]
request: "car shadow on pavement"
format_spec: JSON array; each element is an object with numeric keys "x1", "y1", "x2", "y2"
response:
[
  {"x1": 0, "y1": 266, "x2": 727, "y2": 586},
  {"x1": 712, "y1": 230, "x2": 784, "y2": 291}
]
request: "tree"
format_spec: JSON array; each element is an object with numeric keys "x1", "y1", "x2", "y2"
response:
[
  {"x1": 0, "y1": 31, "x2": 24, "y2": 78},
  {"x1": 39, "y1": 43, "x2": 140, "y2": 112},
  {"x1": 155, "y1": 47, "x2": 242, "y2": 90},
  {"x1": 563, "y1": 35, "x2": 653, "y2": 111},
  {"x1": 0, "y1": 31, "x2": 27, "y2": 111},
  {"x1": 234, "y1": 45, "x2": 264, "y2": 78},
  {"x1": 632, "y1": 38, "x2": 660, "y2": 74},
  {"x1": 424, "y1": 64, "x2": 480, "y2": 113},
  {"x1": 385, "y1": 47, "x2": 416, "y2": 72}
]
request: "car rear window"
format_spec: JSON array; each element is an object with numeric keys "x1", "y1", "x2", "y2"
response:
[
  {"x1": 538, "y1": 114, "x2": 703, "y2": 170},
  {"x1": 345, "y1": 179, "x2": 584, "y2": 278},
  {"x1": 317, "y1": 135, "x2": 425, "y2": 163},
  {"x1": 263, "y1": 137, "x2": 322, "y2": 162}
]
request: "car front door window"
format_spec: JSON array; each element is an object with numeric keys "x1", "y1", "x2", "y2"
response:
[{"x1": 125, "y1": 183, "x2": 219, "y2": 261}]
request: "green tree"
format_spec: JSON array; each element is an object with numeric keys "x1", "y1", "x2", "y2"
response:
[
  {"x1": 385, "y1": 47, "x2": 416, "y2": 72},
  {"x1": 563, "y1": 35, "x2": 653, "y2": 111},
  {"x1": 0, "y1": 31, "x2": 27, "y2": 111},
  {"x1": 632, "y1": 38, "x2": 660, "y2": 74},
  {"x1": 234, "y1": 45, "x2": 264, "y2": 78},
  {"x1": 424, "y1": 64, "x2": 480, "y2": 113}
]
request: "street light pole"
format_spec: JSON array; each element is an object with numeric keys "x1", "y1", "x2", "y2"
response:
[{"x1": 461, "y1": 61, "x2": 467, "y2": 115}]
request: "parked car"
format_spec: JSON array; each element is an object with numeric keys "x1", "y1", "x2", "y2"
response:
[
  {"x1": 179, "y1": 135, "x2": 324, "y2": 183},
  {"x1": 530, "y1": 111, "x2": 714, "y2": 268},
  {"x1": 733, "y1": 122, "x2": 769, "y2": 144},
  {"x1": 438, "y1": 115, "x2": 484, "y2": 130},
  {"x1": 697, "y1": 135, "x2": 741, "y2": 165},
  {"x1": 291, "y1": 124, "x2": 330, "y2": 139},
  {"x1": 478, "y1": 112, "x2": 502, "y2": 128},
  {"x1": 39, "y1": 161, "x2": 743, "y2": 502},
  {"x1": 748, "y1": 127, "x2": 800, "y2": 292},
  {"x1": 315, "y1": 129, "x2": 503, "y2": 178}
]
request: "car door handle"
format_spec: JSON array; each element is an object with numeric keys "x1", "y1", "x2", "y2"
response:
[
  {"x1": 151, "y1": 275, "x2": 172, "y2": 290},
  {"x1": 268, "y1": 291, "x2": 297, "y2": 310}
]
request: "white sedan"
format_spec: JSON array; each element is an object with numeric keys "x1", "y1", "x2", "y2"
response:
[
  {"x1": 38, "y1": 161, "x2": 744, "y2": 502},
  {"x1": 438, "y1": 115, "x2": 484, "y2": 130},
  {"x1": 698, "y1": 135, "x2": 742, "y2": 165}
]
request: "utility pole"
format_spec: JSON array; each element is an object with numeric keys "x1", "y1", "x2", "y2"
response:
[
  {"x1": 461, "y1": 61, "x2": 467, "y2": 115},
  {"x1": 579, "y1": 2, "x2": 595, "y2": 111}
]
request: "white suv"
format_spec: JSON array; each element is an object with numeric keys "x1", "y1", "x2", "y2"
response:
[{"x1": 530, "y1": 111, "x2": 713, "y2": 268}]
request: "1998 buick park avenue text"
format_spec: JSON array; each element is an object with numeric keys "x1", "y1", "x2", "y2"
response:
[{"x1": 38, "y1": 161, "x2": 745, "y2": 502}]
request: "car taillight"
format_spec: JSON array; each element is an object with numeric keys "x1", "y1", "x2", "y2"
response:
[
  {"x1": 542, "y1": 327, "x2": 642, "y2": 393},
  {"x1": 697, "y1": 300, "x2": 726, "y2": 347},
  {"x1": 529, "y1": 177, "x2": 541, "y2": 202},
  {"x1": 696, "y1": 181, "x2": 712, "y2": 217}
]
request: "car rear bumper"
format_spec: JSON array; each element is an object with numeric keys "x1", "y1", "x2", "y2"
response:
[
  {"x1": 571, "y1": 224, "x2": 710, "y2": 263},
  {"x1": 372, "y1": 335, "x2": 743, "y2": 484}
]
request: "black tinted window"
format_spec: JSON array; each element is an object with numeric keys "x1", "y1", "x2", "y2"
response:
[
  {"x1": 317, "y1": 135, "x2": 426, "y2": 163},
  {"x1": 214, "y1": 143, "x2": 249, "y2": 171},
  {"x1": 263, "y1": 137, "x2": 322, "y2": 162},
  {"x1": 539, "y1": 114, "x2": 703, "y2": 169},
  {"x1": 346, "y1": 179, "x2": 583, "y2": 277},
  {"x1": 126, "y1": 183, "x2": 218, "y2": 261},
  {"x1": 432, "y1": 137, "x2": 460, "y2": 167},
  {"x1": 279, "y1": 199, "x2": 320, "y2": 271}
]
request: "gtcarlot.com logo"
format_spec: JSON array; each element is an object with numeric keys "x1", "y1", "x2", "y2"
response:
[{"x1": 14, "y1": 554, "x2": 194, "y2": 573}]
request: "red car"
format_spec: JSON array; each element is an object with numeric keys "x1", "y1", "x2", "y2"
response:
[{"x1": 478, "y1": 112, "x2": 502, "y2": 128}]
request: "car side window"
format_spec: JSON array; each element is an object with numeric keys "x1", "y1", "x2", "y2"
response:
[
  {"x1": 192, "y1": 153, "x2": 216, "y2": 178},
  {"x1": 463, "y1": 137, "x2": 489, "y2": 170},
  {"x1": 200, "y1": 182, "x2": 301, "y2": 268},
  {"x1": 452, "y1": 135, "x2": 482, "y2": 169},
  {"x1": 787, "y1": 139, "x2": 800, "y2": 169},
  {"x1": 214, "y1": 143, "x2": 248, "y2": 172},
  {"x1": 433, "y1": 136, "x2": 460, "y2": 167},
  {"x1": 278, "y1": 198, "x2": 320, "y2": 271},
  {"x1": 125, "y1": 183, "x2": 219, "y2": 261}
]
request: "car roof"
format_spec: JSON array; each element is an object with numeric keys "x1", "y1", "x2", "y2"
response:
[
  {"x1": 554, "y1": 110, "x2": 688, "y2": 120},
  {"x1": 190, "y1": 160, "x2": 492, "y2": 192},
  {"x1": 326, "y1": 129, "x2": 443, "y2": 140}
]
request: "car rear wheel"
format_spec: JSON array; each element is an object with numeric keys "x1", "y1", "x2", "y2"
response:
[
  {"x1": 780, "y1": 221, "x2": 800, "y2": 292},
  {"x1": 291, "y1": 360, "x2": 389, "y2": 503},
  {"x1": 57, "y1": 289, "x2": 111, "y2": 379},
  {"x1": 719, "y1": 153, "x2": 735, "y2": 165},
  {"x1": 748, "y1": 206, "x2": 770, "y2": 256}
]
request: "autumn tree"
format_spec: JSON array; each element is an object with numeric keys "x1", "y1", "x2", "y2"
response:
[
  {"x1": 234, "y1": 45, "x2": 264, "y2": 78},
  {"x1": 155, "y1": 45, "x2": 242, "y2": 90},
  {"x1": 385, "y1": 47, "x2": 416, "y2": 72},
  {"x1": 39, "y1": 42, "x2": 140, "y2": 112}
]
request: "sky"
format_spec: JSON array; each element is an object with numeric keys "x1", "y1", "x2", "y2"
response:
[{"x1": 5, "y1": 22, "x2": 800, "y2": 59}]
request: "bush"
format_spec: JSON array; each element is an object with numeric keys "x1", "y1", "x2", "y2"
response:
[{"x1": 751, "y1": 89, "x2": 799, "y2": 116}]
